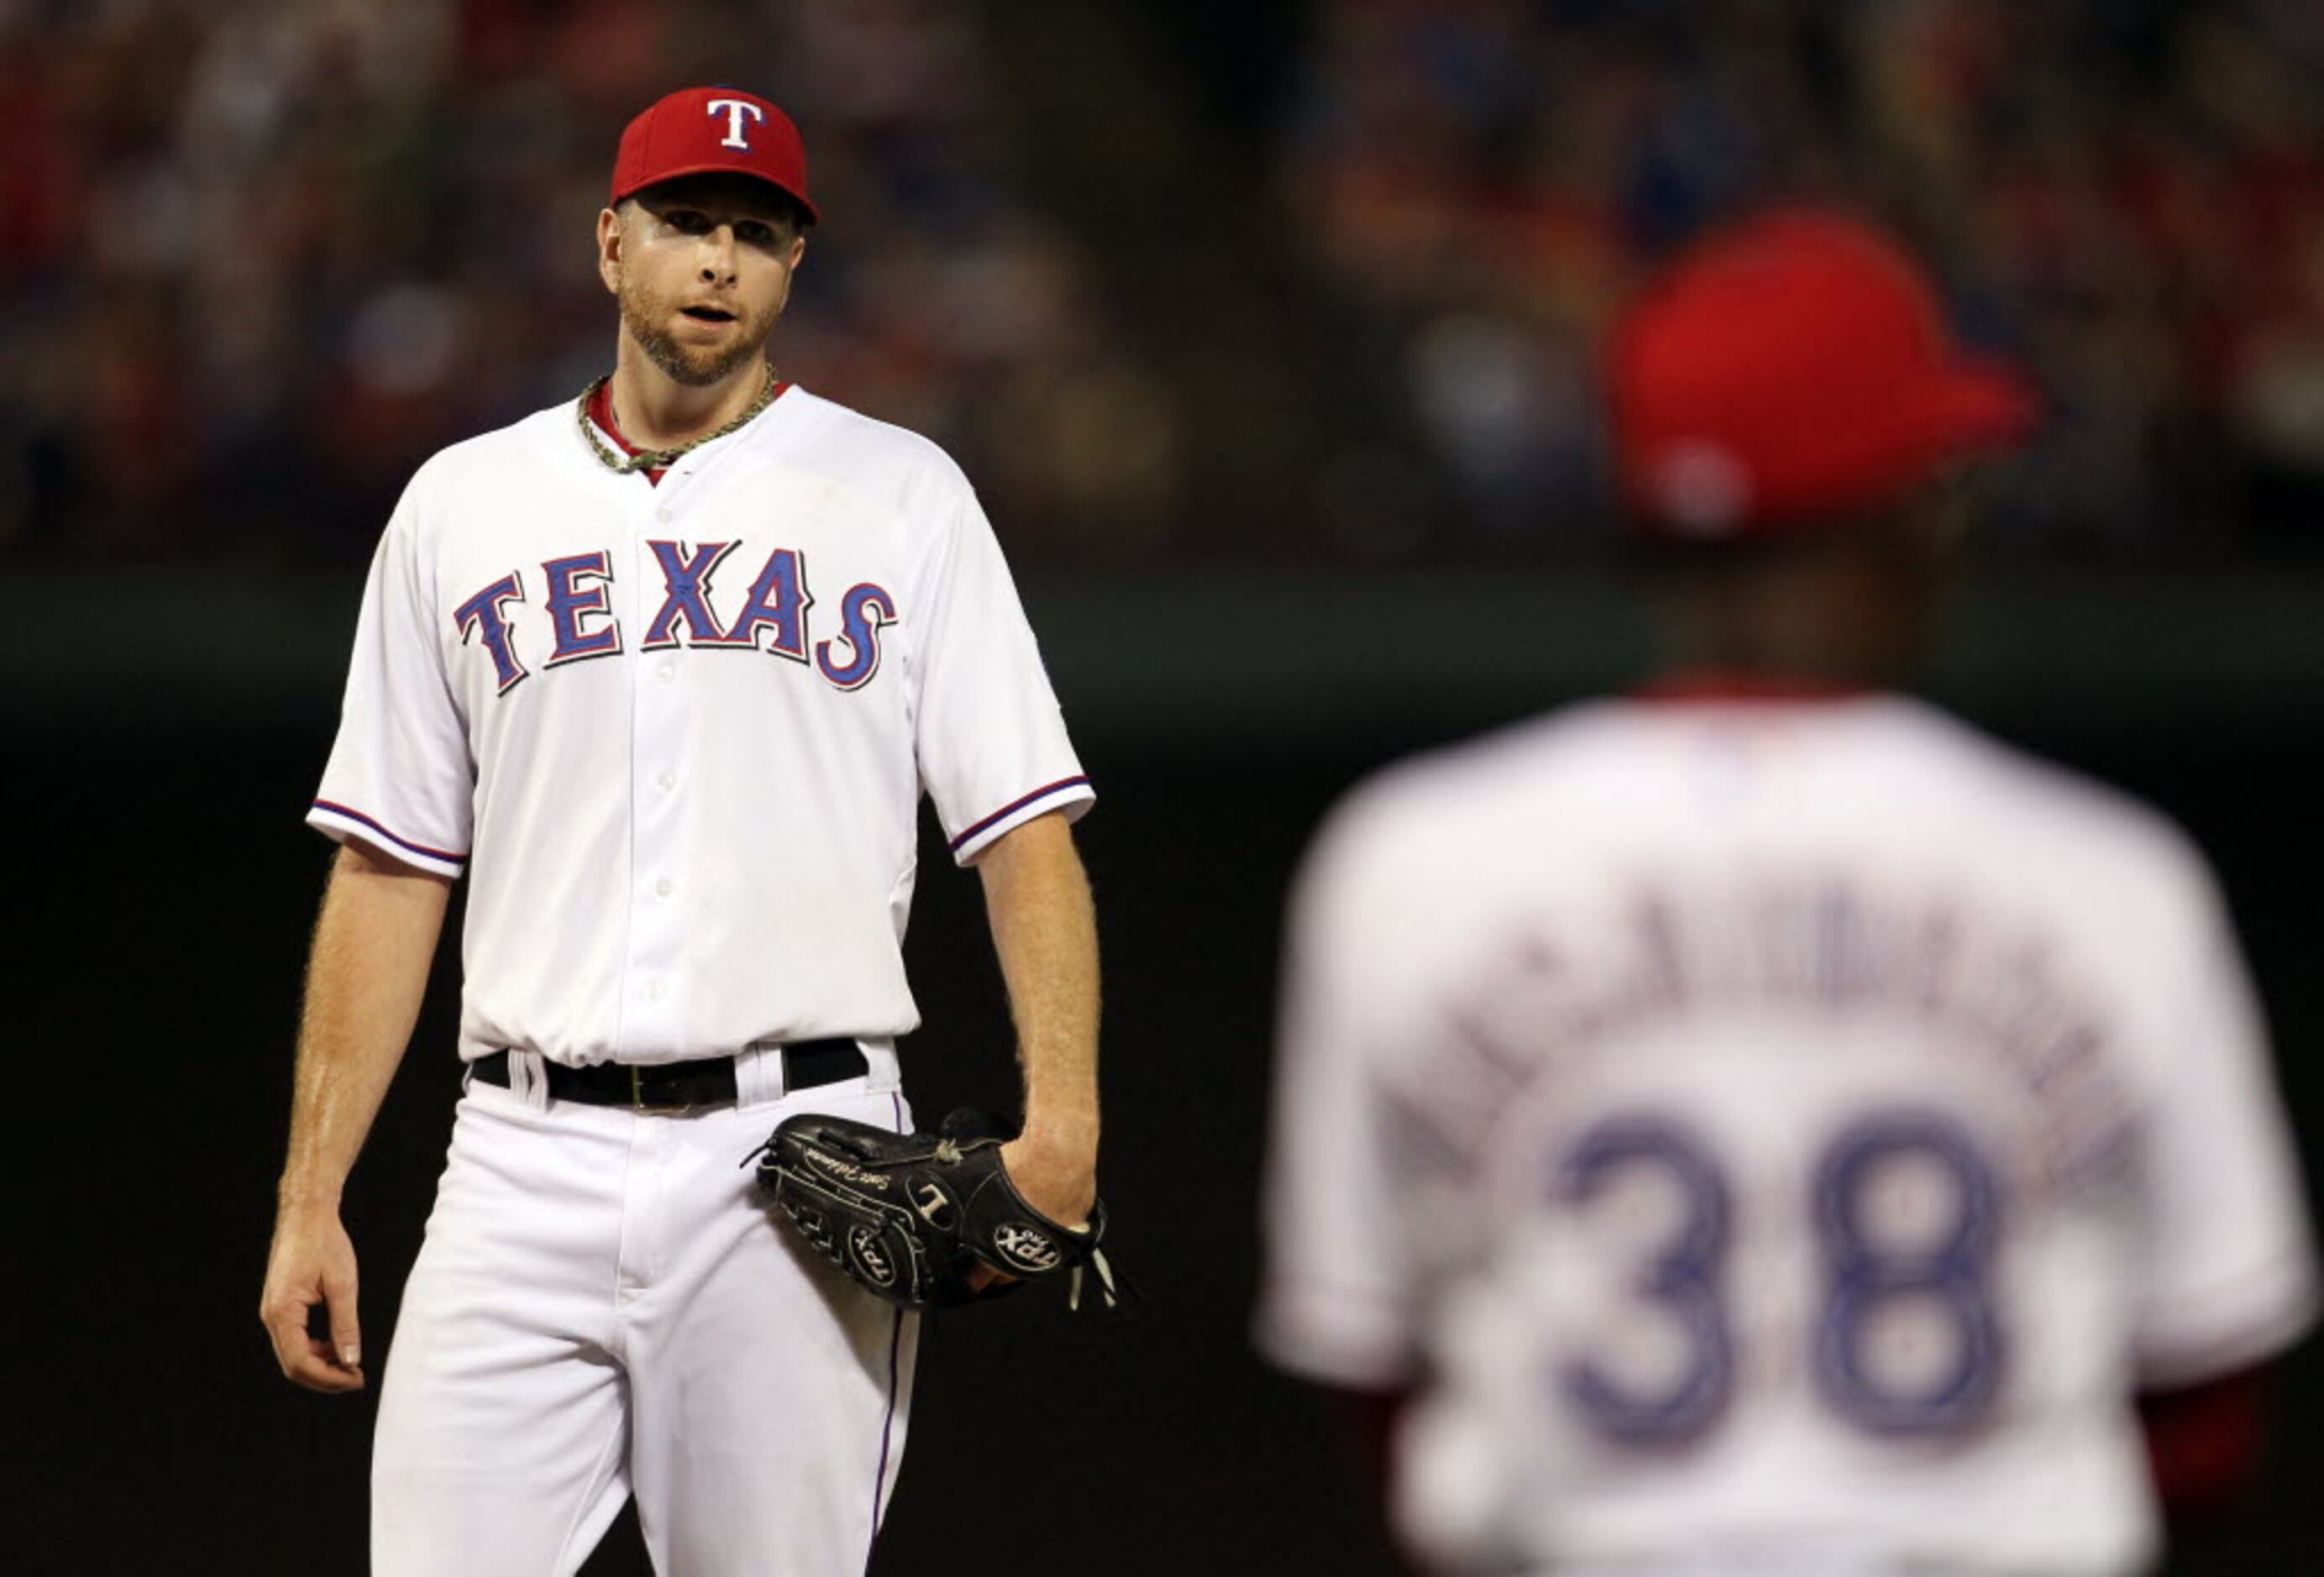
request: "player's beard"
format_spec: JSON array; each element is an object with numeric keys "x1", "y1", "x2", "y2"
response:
[{"x1": 619, "y1": 277, "x2": 779, "y2": 388}]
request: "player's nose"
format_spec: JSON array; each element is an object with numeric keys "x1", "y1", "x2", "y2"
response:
[{"x1": 697, "y1": 226, "x2": 738, "y2": 283}]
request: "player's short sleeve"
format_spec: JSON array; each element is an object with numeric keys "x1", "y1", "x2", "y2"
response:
[
  {"x1": 2130, "y1": 867, "x2": 2319, "y2": 1387},
  {"x1": 910, "y1": 485, "x2": 1092, "y2": 865},
  {"x1": 1255, "y1": 796, "x2": 1425, "y2": 1389},
  {"x1": 306, "y1": 489, "x2": 474, "y2": 878}
]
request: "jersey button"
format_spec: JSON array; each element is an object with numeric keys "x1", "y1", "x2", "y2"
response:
[
  {"x1": 654, "y1": 878, "x2": 673, "y2": 898},
  {"x1": 644, "y1": 981, "x2": 666, "y2": 1002},
  {"x1": 654, "y1": 662, "x2": 675, "y2": 684},
  {"x1": 657, "y1": 771, "x2": 676, "y2": 792}
]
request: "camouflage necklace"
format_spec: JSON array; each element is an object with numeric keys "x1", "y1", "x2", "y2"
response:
[{"x1": 576, "y1": 364, "x2": 781, "y2": 474}]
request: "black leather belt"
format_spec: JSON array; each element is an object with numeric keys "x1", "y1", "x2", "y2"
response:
[{"x1": 470, "y1": 1038, "x2": 867, "y2": 1113}]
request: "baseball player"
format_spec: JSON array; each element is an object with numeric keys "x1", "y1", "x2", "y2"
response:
[
  {"x1": 257, "y1": 85, "x2": 1101, "y2": 1575},
  {"x1": 1257, "y1": 210, "x2": 2317, "y2": 1574}
]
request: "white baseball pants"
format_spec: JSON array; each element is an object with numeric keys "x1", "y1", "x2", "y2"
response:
[{"x1": 372, "y1": 1048, "x2": 919, "y2": 1575}]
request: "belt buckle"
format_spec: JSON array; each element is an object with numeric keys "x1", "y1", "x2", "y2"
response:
[{"x1": 629, "y1": 1065, "x2": 692, "y2": 1115}]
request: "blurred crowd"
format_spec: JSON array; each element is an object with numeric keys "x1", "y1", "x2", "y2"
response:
[
  {"x1": 0, "y1": 0, "x2": 1178, "y2": 563},
  {"x1": 1282, "y1": 0, "x2": 2324, "y2": 558},
  {"x1": 6, "y1": 1, "x2": 2321, "y2": 567}
]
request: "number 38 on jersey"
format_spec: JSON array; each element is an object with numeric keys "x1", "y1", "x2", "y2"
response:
[{"x1": 1549, "y1": 1106, "x2": 2007, "y2": 1449}]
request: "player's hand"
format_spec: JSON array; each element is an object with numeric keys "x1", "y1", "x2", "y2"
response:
[
  {"x1": 968, "y1": 1129, "x2": 1099, "y2": 1292},
  {"x1": 260, "y1": 1202, "x2": 366, "y2": 1393}
]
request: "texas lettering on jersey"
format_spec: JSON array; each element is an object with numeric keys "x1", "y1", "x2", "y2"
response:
[{"x1": 452, "y1": 541, "x2": 897, "y2": 695}]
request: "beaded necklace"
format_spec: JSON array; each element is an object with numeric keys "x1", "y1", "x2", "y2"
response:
[{"x1": 575, "y1": 364, "x2": 782, "y2": 474}]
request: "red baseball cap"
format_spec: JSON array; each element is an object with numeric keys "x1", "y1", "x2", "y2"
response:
[
  {"x1": 609, "y1": 86, "x2": 818, "y2": 223},
  {"x1": 1608, "y1": 208, "x2": 2035, "y2": 538}
]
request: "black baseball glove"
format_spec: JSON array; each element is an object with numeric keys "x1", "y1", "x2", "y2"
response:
[{"x1": 751, "y1": 1108, "x2": 1122, "y2": 1312}]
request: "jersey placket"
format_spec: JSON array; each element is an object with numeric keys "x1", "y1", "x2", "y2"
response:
[{"x1": 617, "y1": 465, "x2": 698, "y2": 1060}]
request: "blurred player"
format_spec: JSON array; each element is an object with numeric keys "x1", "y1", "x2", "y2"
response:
[{"x1": 1257, "y1": 209, "x2": 2316, "y2": 1574}]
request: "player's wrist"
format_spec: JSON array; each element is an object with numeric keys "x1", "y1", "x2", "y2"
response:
[
  {"x1": 275, "y1": 1176, "x2": 345, "y2": 1213},
  {"x1": 1015, "y1": 1111, "x2": 1099, "y2": 1163}
]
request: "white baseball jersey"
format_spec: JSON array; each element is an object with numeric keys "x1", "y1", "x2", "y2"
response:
[
  {"x1": 309, "y1": 383, "x2": 1093, "y2": 1066},
  {"x1": 1259, "y1": 693, "x2": 2316, "y2": 1575}
]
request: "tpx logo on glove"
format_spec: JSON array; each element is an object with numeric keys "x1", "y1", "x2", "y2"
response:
[
  {"x1": 849, "y1": 1227, "x2": 899, "y2": 1288},
  {"x1": 993, "y1": 1222, "x2": 1063, "y2": 1273}
]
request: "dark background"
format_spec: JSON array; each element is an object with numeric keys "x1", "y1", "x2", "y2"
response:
[
  {"x1": 15, "y1": 630, "x2": 2323, "y2": 1574},
  {"x1": 8, "y1": 0, "x2": 2323, "y2": 1572}
]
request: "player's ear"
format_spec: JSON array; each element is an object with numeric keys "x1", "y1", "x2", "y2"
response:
[
  {"x1": 595, "y1": 207, "x2": 623, "y2": 296},
  {"x1": 768, "y1": 232, "x2": 805, "y2": 322}
]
